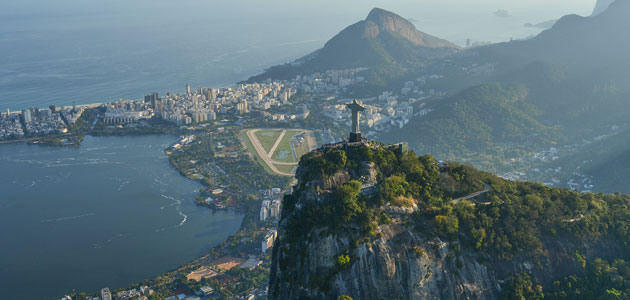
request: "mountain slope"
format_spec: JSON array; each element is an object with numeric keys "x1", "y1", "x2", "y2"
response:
[
  {"x1": 381, "y1": 83, "x2": 563, "y2": 170},
  {"x1": 269, "y1": 143, "x2": 630, "y2": 299},
  {"x1": 592, "y1": 0, "x2": 615, "y2": 16},
  {"x1": 383, "y1": 1, "x2": 630, "y2": 171},
  {"x1": 542, "y1": 128, "x2": 630, "y2": 193},
  {"x1": 247, "y1": 8, "x2": 459, "y2": 82}
]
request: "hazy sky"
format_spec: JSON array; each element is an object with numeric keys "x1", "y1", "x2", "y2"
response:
[{"x1": 1, "y1": 0, "x2": 598, "y2": 45}]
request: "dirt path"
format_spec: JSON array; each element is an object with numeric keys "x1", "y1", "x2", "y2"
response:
[{"x1": 268, "y1": 130, "x2": 287, "y2": 157}]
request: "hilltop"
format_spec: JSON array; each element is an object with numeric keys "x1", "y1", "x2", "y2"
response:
[
  {"x1": 269, "y1": 142, "x2": 630, "y2": 299},
  {"x1": 247, "y1": 8, "x2": 459, "y2": 82}
]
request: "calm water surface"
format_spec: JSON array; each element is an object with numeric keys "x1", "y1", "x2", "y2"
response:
[{"x1": 0, "y1": 135, "x2": 243, "y2": 300}]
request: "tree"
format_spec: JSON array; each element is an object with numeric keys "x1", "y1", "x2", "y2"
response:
[
  {"x1": 333, "y1": 181, "x2": 362, "y2": 223},
  {"x1": 503, "y1": 273, "x2": 544, "y2": 300},
  {"x1": 337, "y1": 255, "x2": 351, "y2": 269},
  {"x1": 435, "y1": 214, "x2": 459, "y2": 235}
]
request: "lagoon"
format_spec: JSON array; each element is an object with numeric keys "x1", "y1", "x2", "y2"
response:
[{"x1": 0, "y1": 135, "x2": 243, "y2": 299}]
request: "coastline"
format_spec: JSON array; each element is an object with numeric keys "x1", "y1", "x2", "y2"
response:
[
  {"x1": 0, "y1": 134, "x2": 246, "y2": 300},
  {"x1": 49, "y1": 124, "x2": 292, "y2": 299}
]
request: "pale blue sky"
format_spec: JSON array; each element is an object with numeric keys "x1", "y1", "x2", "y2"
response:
[{"x1": 0, "y1": 0, "x2": 599, "y2": 45}]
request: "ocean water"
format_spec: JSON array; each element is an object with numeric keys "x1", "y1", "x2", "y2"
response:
[
  {"x1": 0, "y1": 135, "x2": 243, "y2": 299},
  {"x1": 0, "y1": 0, "x2": 594, "y2": 112},
  {"x1": 0, "y1": 7, "x2": 328, "y2": 111}
]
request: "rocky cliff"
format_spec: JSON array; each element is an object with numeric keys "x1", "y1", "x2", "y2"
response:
[{"x1": 268, "y1": 143, "x2": 630, "y2": 299}]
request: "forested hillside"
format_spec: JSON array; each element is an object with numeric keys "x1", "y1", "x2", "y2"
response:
[{"x1": 270, "y1": 143, "x2": 630, "y2": 299}]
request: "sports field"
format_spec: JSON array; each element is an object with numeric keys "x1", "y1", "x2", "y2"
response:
[
  {"x1": 254, "y1": 130, "x2": 282, "y2": 153},
  {"x1": 271, "y1": 130, "x2": 298, "y2": 163},
  {"x1": 242, "y1": 128, "x2": 316, "y2": 176}
]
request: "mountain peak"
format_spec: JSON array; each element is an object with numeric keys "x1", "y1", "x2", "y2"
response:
[
  {"x1": 366, "y1": 7, "x2": 406, "y2": 23},
  {"x1": 247, "y1": 8, "x2": 458, "y2": 82},
  {"x1": 360, "y1": 7, "x2": 458, "y2": 48}
]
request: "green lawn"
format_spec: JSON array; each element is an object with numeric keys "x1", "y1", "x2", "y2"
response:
[
  {"x1": 254, "y1": 129, "x2": 282, "y2": 154},
  {"x1": 275, "y1": 164, "x2": 297, "y2": 174},
  {"x1": 241, "y1": 130, "x2": 275, "y2": 175},
  {"x1": 271, "y1": 130, "x2": 299, "y2": 163},
  {"x1": 293, "y1": 132, "x2": 315, "y2": 159}
]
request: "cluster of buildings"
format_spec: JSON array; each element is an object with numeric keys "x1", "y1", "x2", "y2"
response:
[
  {"x1": 22, "y1": 107, "x2": 70, "y2": 135},
  {"x1": 113, "y1": 286, "x2": 154, "y2": 300},
  {"x1": 288, "y1": 68, "x2": 367, "y2": 94},
  {"x1": 102, "y1": 100, "x2": 153, "y2": 124},
  {"x1": 258, "y1": 188, "x2": 282, "y2": 253},
  {"x1": 314, "y1": 73, "x2": 446, "y2": 138},
  {"x1": 0, "y1": 105, "x2": 84, "y2": 139},
  {"x1": 323, "y1": 96, "x2": 425, "y2": 137},
  {"x1": 98, "y1": 81, "x2": 304, "y2": 127},
  {"x1": 0, "y1": 110, "x2": 25, "y2": 138},
  {"x1": 259, "y1": 188, "x2": 282, "y2": 222},
  {"x1": 154, "y1": 82, "x2": 297, "y2": 125}
]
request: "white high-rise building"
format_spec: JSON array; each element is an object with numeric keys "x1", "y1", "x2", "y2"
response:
[
  {"x1": 270, "y1": 200, "x2": 281, "y2": 219},
  {"x1": 22, "y1": 109, "x2": 32, "y2": 123},
  {"x1": 186, "y1": 84, "x2": 191, "y2": 95},
  {"x1": 260, "y1": 206, "x2": 268, "y2": 222},
  {"x1": 207, "y1": 110, "x2": 217, "y2": 121},
  {"x1": 101, "y1": 288, "x2": 112, "y2": 300}
]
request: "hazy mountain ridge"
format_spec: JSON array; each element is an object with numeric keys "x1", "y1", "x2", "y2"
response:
[
  {"x1": 592, "y1": 0, "x2": 616, "y2": 16},
  {"x1": 380, "y1": 1, "x2": 630, "y2": 173},
  {"x1": 474, "y1": 0, "x2": 630, "y2": 70}
]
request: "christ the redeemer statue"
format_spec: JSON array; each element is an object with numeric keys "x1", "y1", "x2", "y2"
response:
[{"x1": 346, "y1": 99, "x2": 365, "y2": 143}]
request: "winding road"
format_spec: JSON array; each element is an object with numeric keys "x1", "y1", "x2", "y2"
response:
[{"x1": 452, "y1": 184, "x2": 491, "y2": 205}]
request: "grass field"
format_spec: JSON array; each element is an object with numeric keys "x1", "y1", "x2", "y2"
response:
[
  {"x1": 293, "y1": 132, "x2": 315, "y2": 159},
  {"x1": 242, "y1": 128, "x2": 316, "y2": 176},
  {"x1": 274, "y1": 164, "x2": 296, "y2": 174},
  {"x1": 254, "y1": 129, "x2": 282, "y2": 154},
  {"x1": 241, "y1": 130, "x2": 275, "y2": 175},
  {"x1": 271, "y1": 130, "x2": 298, "y2": 163}
]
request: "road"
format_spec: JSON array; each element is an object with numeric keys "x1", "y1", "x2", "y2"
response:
[
  {"x1": 563, "y1": 210, "x2": 591, "y2": 223},
  {"x1": 452, "y1": 184, "x2": 491, "y2": 205}
]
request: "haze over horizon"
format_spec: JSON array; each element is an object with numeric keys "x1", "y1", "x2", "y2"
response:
[{"x1": 1, "y1": 0, "x2": 597, "y2": 46}]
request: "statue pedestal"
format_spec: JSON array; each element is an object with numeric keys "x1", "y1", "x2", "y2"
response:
[{"x1": 349, "y1": 132, "x2": 362, "y2": 143}]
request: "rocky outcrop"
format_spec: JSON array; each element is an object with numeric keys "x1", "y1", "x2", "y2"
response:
[{"x1": 270, "y1": 159, "x2": 509, "y2": 300}]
